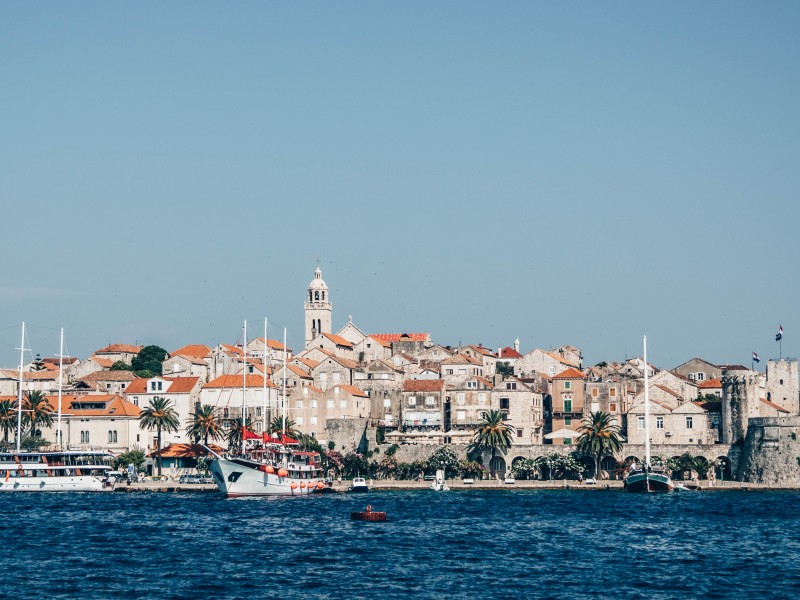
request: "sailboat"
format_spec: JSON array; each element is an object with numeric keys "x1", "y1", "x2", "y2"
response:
[
  {"x1": 0, "y1": 323, "x2": 114, "y2": 492},
  {"x1": 623, "y1": 336, "x2": 674, "y2": 493},
  {"x1": 206, "y1": 322, "x2": 324, "y2": 497}
]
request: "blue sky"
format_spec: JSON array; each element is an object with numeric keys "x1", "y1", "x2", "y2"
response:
[{"x1": 1, "y1": 2, "x2": 798, "y2": 369}]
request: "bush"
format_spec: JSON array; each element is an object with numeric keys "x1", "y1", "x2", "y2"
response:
[{"x1": 426, "y1": 446, "x2": 459, "y2": 478}]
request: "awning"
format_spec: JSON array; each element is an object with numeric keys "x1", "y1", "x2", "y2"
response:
[{"x1": 543, "y1": 428, "x2": 582, "y2": 440}]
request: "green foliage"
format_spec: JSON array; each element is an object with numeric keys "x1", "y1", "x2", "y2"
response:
[
  {"x1": 467, "y1": 409, "x2": 515, "y2": 469},
  {"x1": 31, "y1": 354, "x2": 46, "y2": 371},
  {"x1": 426, "y1": 445, "x2": 460, "y2": 478},
  {"x1": 269, "y1": 416, "x2": 298, "y2": 438},
  {"x1": 595, "y1": 361, "x2": 608, "y2": 368},
  {"x1": 324, "y1": 450, "x2": 344, "y2": 473},
  {"x1": 23, "y1": 391, "x2": 54, "y2": 437},
  {"x1": 496, "y1": 362, "x2": 514, "y2": 377},
  {"x1": 110, "y1": 361, "x2": 133, "y2": 371},
  {"x1": 459, "y1": 461, "x2": 487, "y2": 479},
  {"x1": 327, "y1": 441, "x2": 336, "y2": 450},
  {"x1": 297, "y1": 433, "x2": 323, "y2": 454},
  {"x1": 385, "y1": 443, "x2": 400, "y2": 457},
  {"x1": 113, "y1": 450, "x2": 146, "y2": 470},
  {"x1": 21, "y1": 436, "x2": 48, "y2": 450},
  {"x1": 576, "y1": 411, "x2": 624, "y2": 478},
  {"x1": 375, "y1": 427, "x2": 385, "y2": 445},
  {"x1": 185, "y1": 404, "x2": 223, "y2": 445},
  {"x1": 134, "y1": 370, "x2": 155, "y2": 379},
  {"x1": 131, "y1": 345, "x2": 168, "y2": 376},
  {"x1": 342, "y1": 452, "x2": 369, "y2": 477},
  {"x1": 0, "y1": 399, "x2": 17, "y2": 449},
  {"x1": 511, "y1": 458, "x2": 539, "y2": 480},
  {"x1": 225, "y1": 417, "x2": 252, "y2": 453},
  {"x1": 139, "y1": 396, "x2": 180, "y2": 476},
  {"x1": 534, "y1": 453, "x2": 585, "y2": 479}
]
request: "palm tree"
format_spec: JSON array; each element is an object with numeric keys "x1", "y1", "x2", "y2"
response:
[
  {"x1": 467, "y1": 409, "x2": 515, "y2": 476},
  {"x1": 185, "y1": 404, "x2": 223, "y2": 445},
  {"x1": 0, "y1": 399, "x2": 16, "y2": 450},
  {"x1": 23, "y1": 390, "x2": 54, "y2": 438},
  {"x1": 139, "y1": 396, "x2": 180, "y2": 476},
  {"x1": 225, "y1": 416, "x2": 254, "y2": 453},
  {"x1": 577, "y1": 411, "x2": 624, "y2": 479},
  {"x1": 269, "y1": 416, "x2": 298, "y2": 438}
]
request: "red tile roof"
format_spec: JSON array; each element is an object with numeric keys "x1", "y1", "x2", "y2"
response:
[
  {"x1": 45, "y1": 394, "x2": 141, "y2": 417},
  {"x1": 370, "y1": 333, "x2": 430, "y2": 343},
  {"x1": 322, "y1": 333, "x2": 354, "y2": 347},
  {"x1": 499, "y1": 347, "x2": 522, "y2": 359},
  {"x1": 171, "y1": 344, "x2": 211, "y2": 358},
  {"x1": 96, "y1": 344, "x2": 143, "y2": 354},
  {"x1": 654, "y1": 384, "x2": 681, "y2": 398},
  {"x1": 79, "y1": 371, "x2": 140, "y2": 383},
  {"x1": 403, "y1": 379, "x2": 445, "y2": 392},
  {"x1": 699, "y1": 378, "x2": 722, "y2": 389},
  {"x1": 91, "y1": 357, "x2": 115, "y2": 368},
  {"x1": 553, "y1": 367, "x2": 586, "y2": 380},
  {"x1": 203, "y1": 374, "x2": 274, "y2": 389},
  {"x1": 124, "y1": 376, "x2": 200, "y2": 394},
  {"x1": 760, "y1": 398, "x2": 790, "y2": 413},
  {"x1": 333, "y1": 384, "x2": 368, "y2": 398},
  {"x1": 148, "y1": 443, "x2": 224, "y2": 458}
]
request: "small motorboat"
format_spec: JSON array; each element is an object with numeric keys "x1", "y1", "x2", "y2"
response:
[
  {"x1": 348, "y1": 476, "x2": 370, "y2": 493},
  {"x1": 430, "y1": 469, "x2": 449, "y2": 492},
  {"x1": 351, "y1": 505, "x2": 387, "y2": 522}
]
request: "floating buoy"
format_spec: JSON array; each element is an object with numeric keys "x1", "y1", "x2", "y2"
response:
[
  {"x1": 351, "y1": 505, "x2": 387, "y2": 522},
  {"x1": 290, "y1": 481, "x2": 298, "y2": 490},
  {"x1": 278, "y1": 468, "x2": 288, "y2": 478},
  {"x1": 316, "y1": 481, "x2": 325, "y2": 489},
  {"x1": 300, "y1": 481, "x2": 307, "y2": 489},
  {"x1": 265, "y1": 465, "x2": 275, "y2": 474}
]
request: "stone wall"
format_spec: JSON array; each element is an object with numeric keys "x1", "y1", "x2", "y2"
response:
[
  {"x1": 326, "y1": 418, "x2": 371, "y2": 454},
  {"x1": 736, "y1": 416, "x2": 800, "y2": 484}
]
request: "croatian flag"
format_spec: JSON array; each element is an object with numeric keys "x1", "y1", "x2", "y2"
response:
[
  {"x1": 752, "y1": 352, "x2": 760, "y2": 363},
  {"x1": 776, "y1": 325, "x2": 783, "y2": 342}
]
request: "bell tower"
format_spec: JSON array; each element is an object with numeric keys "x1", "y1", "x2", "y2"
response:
[{"x1": 305, "y1": 261, "x2": 332, "y2": 347}]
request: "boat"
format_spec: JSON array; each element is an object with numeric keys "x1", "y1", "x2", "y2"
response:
[
  {"x1": 0, "y1": 450, "x2": 116, "y2": 492},
  {"x1": 348, "y1": 476, "x2": 370, "y2": 493},
  {"x1": 351, "y1": 504, "x2": 387, "y2": 521},
  {"x1": 206, "y1": 437, "x2": 324, "y2": 497},
  {"x1": 624, "y1": 336, "x2": 674, "y2": 493},
  {"x1": 430, "y1": 469, "x2": 449, "y2": 491}
]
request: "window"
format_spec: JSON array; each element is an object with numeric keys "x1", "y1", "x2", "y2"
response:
[
  {"x1": 500, "y1": 397, "x2": 510, "y2": 410},
  {"x1": 333, "y1": 372, "x2": 340, "y2": 384},
  {"x1": 610, "y1": 403, "x2": 617, "y2": 412},
  {"x1": 638, "y1": 416, "x2": 645, "y2": 430},
  {"x1": 106, "y1": 383, "x2": 111, "y2": 389},
  {"x1": 256, "y1": 407, "x2": 262, "y2": 417},
  {"x1": 408, "y1": 396, "x2": 417, "y2": 406},
  {"x1": 425, "y1": 396, "x2": 435, "y2": 407},
  {"x1": 446, "y1": 369, "x2": 453, "y2": 375},
  {"x1": 656, "y1": 416, "x2": 663, "y2": 429},
  {"x1": 592, "y1": 388, "x2": 598, "y2": 398},
  {"x1": 549, "y1": 366, "x2": 556, "y2": 375},
  {"x1": 339, "y1": 400, "x2": 346, "y2": 409},
  {"x1": 564, "y1": 417, "x2": 572, "y2": 426},
  {"x1": 686, "y1": 416, "x2": 693, "y2": 429},
  {"x1": 108, "y1": 431, "x2": 113, "y2": 443},
  {"x1": 610, "y1": 388, "x2": 616, "y2": 398},
  {"x1": 327, "y1": 399, "x2": 334, "y2": 408},
  {"x1": 506, "y1": 382, "x2": 517, "y2": 390},
  {"x1": 295, "y1": 400, "x2": 303, "y2": 409},
  {"x1": 310, "y1": 416, "x2": 318, "y2": 426},
  {"x1": 297, "y1": 416, "x2": 304, "y2": 426},
  {"x1": 150, "y1": 382, "x2": 157, "y2": 391},
  {"x1": 564, "y1": 381, "x2": 571, "y2": 390},
  {"x1": 696, "y1": 373, "x2": 706, "y2": 382},
  {"x1": 157, "y1": 381, "x2": 162, "y2": 391},
  {"x1": 564, "y1": 399, "x2": 572, "y2": 413},
  {"x1": 467, "y1": 380, "x2": 477, "y2": 389},
  {"x1": 457, "y1": 393, "x2": 465, "y2": 405},
  {"x1": 479, "y1": 393, "x2": 486, "y2": 405},
  {"x1": 383, "y1": 398, "x2": 391, "y2": 408},
  {"x1": 311, "y1": 400, "x2": 317, "y2": 409},
  {"x1": 456, "y1": 410, "x2": 465, "y2": 421},
  {"x1": 564, "y1": 438, "x2": 572, "y2": 445},
  {"x1": 517, "y1": 429, "x2": 523, "y2": 438}
]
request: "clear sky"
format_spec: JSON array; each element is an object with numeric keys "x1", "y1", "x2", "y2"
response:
[{"x1": 1, "y1": 2, "x2": 798, "y2": 370}]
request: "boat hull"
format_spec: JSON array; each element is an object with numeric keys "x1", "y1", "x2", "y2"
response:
[
  {"x1": 624, "y1": 471, "x2": 674, "y2": 493},
  {"x1": 209, "y1": 457, "x2": 322, "y2": 497},
  {"x1": 0, "y1": 475, "x2": 107, "y2": 492}
]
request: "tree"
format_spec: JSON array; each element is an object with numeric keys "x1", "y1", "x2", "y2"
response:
[
  {"x1": 131, "y1": 345, "x2": 168, "y2": 376},
  {"x1": 576, "y1": 411, "x2": 624, "y2": 479},
  {"x1": 427, "y1": 445, "x2": 459, "y2": 478},
  {"x1": 0, "y1": 399, "x2": 16, "y2": 450},
  {"x1": 23, "y1": 391, "x2": 54, "y2": 438},
  {"x1": 185, "y1": 404, "x2": 223, "y2": 445},
  {"x1": 31, "y1": 354, "x2": 46, "y2": 371},
  {"x1": 113, "y1": 450, "x2": 146, "y2": 471},
  {"x1": 496, "y1": 362, "x2": 514, "y2": 377},
  {"x1": 467, "y1": 409, "x2": 515, "y2": 475},
  {"x1": 110, "y1": 360, "x2": 133, "y2": 371},
  {"x1": 342, "y1": 452, "x2": 369, "y2": 478},
  {"x1": 139, "y1": 396, "x2": 180, "y2": 476},
  {"x1": 225, "y1": 416, "x2": 253, "y2": 454},
  {"x1": 269, "y1": 416, "x2": 298, "y2": 438},
  {"x1": 511, "y1": 458, "x2": 539, "y2": 480}
]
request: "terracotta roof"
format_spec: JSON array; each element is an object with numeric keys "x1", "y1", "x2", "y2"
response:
[
  {"x1": 42, "y1": 357, "x2": 79, "y2": 365},
  {"x1": 316, "y1": 354, "x2": 358, "y2": 370},
  {"x1": 293, "y1": 357, "x2": 319, "y2": 369},
  {"x1": 125, "y1": 376, "x2": 200, "y2": 394},
  {"x1": 203, "y1": 374, "x2": 274, "y2": 389},
  {"x1": 96, "y1": 344, "x2": 143, "y2": 354},
  {"x1": 308, "y1": 385, "x2": 324, "y2": 394},
  {"x1": 287, "y1": 365, "x2": 313, "y2": 378},
  {"x1": 332, "y1": 384, "x2": 368, "y2": 398},
  {"x1": 321, "y1": 333, "x2": 354, "y2": 348},
  {"x1": 171, "y1": 344, "x2": 211, "y2": 358},
  {"x1": 171, "y1": 354, "x2": 210, "y2": 366},
  {"x1": 79, "y1": 371, "x2": 140, "y2": 383},
  {"x1": 474, "y1": 376, "x2": 494, "y2": 387},
  {"x1": 545, "y1": 351, "x2": 581, "y2": 369},
  {"x1": 219, "y1": 344, "x2": 244, "y2": 357},
  {"x1": 442, "y1": 354, "x2": 481, "y2": 366},
  {"x1": 370, "y1": 333, "x2": 430, "y2": 343},
  {"x1": 654, "y1": 384, "x2": 681, "y2": 398},
  {"x1": 468, "y1": 345, "x2": 495, "y2": 357},
  {"x1": 699, "y1": 378, "x2": 722, "y2": 389},
  {"x1": 403, "y1": 379, "x2": 445, "y2": 392},
  {"x1": 553, "y1": 367, "x2": 586, "y2": 380},
  {"x1": 23, "y1": 371, "x2": 58, "y2": 381},
  {"x1": 91, "y1": 357, "x2": 115, "y2": 368},
  {"x1": 148, "y1": 443, "x2": 224, "y2": 458},
  {"x1": 251, "y1": 338, "x2": 288, "y2": 351},
  {"x1": 367, "y1": 336, "x2": 391, "y2": 348},
  {"x1": 47, "y1": 394, "x2": 142, "y2": 417},
  {"x1": 720, "y1": 364, "x2": 749, "y2": 371},
  {"x1": 760, "y1": 398, "x2": 790, "y2": 413},
  {"x1": 499, "y1": 347, "x2": 522, "y2": 359}
]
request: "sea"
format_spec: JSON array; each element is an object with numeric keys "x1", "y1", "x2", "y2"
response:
[{"x1": 2, "y1": 489, "x2": 799, "y2": 599}]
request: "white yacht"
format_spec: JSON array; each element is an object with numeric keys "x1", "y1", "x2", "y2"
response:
[
  {"x1": 430, "y1": 469, "x2": 449, "y2": 492},
  {"x1": 348, "y1": 476, "x2": 371, "y2": 493},
  {"x1": 0, "y1": 450, "x2": 115, "y2": 492}
]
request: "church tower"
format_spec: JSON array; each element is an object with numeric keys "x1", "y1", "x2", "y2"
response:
[{"x1": 305, "y1": 262, "x2": 332, "y2": 348}]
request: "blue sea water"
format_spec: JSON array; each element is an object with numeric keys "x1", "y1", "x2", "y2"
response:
[{"x1": 2, "y1": 489, "x2": 800, "y2": 599}]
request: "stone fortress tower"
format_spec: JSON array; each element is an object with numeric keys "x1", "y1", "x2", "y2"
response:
[
  {"x1": 766, "y1": 358, "x2": 799, "y2": 415},
  {"x1": 304, "y1": 262, "x2": 332, "y2": 347}
]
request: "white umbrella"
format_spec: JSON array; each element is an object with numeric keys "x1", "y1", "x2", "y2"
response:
[{"x1": 543, "y1": 428, "x2": 582, "y2": 440}]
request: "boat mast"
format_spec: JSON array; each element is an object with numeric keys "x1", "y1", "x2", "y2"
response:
[
  {"x1": 57, "y1": 327, "x2": 64, "y2": 449},
  {"x1": 262, "y1": 318, "x2": 268, "y2": 437},
  {"x1": 242, "y1": 319, "x2": 247, "y2": 453},
  {"x1": 643, "y1": 335, "x2": 650, "y2": 468},
  {"x1": 282, "y1": 327, "x2": 287, "y2": 436},
  {"x1": 15, "y1": 322, "x2": 26, "y2": 453}
]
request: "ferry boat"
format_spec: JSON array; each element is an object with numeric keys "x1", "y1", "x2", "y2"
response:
[
  {"x1": 206, "y1": 437, "x2": 325, "y2": 497},
  {"x1": 0, "y1": 450, "x2": 115, "y2": 492}
]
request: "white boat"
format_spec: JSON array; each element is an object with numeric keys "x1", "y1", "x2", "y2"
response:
[
  {"x1": 207, "y1": 440, "x2": 324, "y2": 497},
  {"x1": 430, "y1": 469, "x2": 449, "y2": 491},
  {"x1": 348, "y1": 476, "x2": 370, "y2": 493},
  {"x1": 624, "y1": 336, "x2": 674, "y2": 493},
  {"x1": 0, "y1": 450, "x2": 115, "y2": 492}
]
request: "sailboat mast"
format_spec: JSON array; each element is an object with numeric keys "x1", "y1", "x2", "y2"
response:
[
  {"x1": 282, "y1": 327, "x2": 287, "y2": 436},
  {"x1": 57, "y1": 327, "x2": 64, "y2": 449},
  {"x1": 262, "y1": 318, "x2": 268, "y2": 436},
  {"x1": 242, "y1": 319, "x2": 247, "y2": 451},
  {"x1": 643, "y1": 335, "x2": 651, "y2": 467},
  {"x1": 15, "y1": 322, "x2": 26, "y2": 453}
]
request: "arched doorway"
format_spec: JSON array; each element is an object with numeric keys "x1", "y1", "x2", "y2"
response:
[
  {"x1": 601, "y1": 456, "x2": 620, "y2": 480},
  {"x1": 716, "y1": 456, "x2": 732, "y2": 482},
  {"x1": 489, "y1": 456, "x2": 507, "y2": 478}
]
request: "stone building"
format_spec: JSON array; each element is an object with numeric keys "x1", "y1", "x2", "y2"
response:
[
  {"x1": 765, "y1": 358, "x2": 799, "y2": 415},
  {"x1": 449, "y1": 375, "x2": 494, "y2": 432},
  {"x1": 547, "y1": 367, "x2": 586, "y2": 445},
  {"x1": 305, "y1": 263, "x2": 332, "y2": 347},
  {"x1": 490, "y1": 376, "x2": 544, "y2": 444},
  {"x1": 401, "y1": 379, "x2": 446, "y2": 433}
]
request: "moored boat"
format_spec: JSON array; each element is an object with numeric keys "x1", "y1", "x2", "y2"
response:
[
  {"x1": 0, "y1": 450, "x2": 115, "y2": 492},
  {"x1": 348, "y1": 476, "x2": 370, "y2": 493}
]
